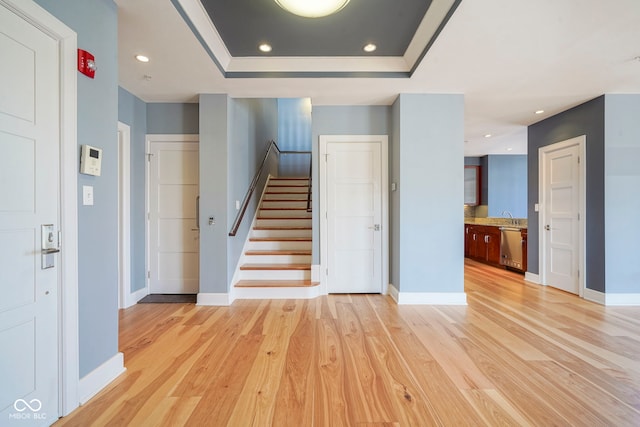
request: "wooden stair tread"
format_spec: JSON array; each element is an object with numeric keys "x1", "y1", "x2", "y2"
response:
[
  {"x1": 240, "y1": 263, "x2": 311, "y2": 271},
  {"x1": 250, "y1": 237, "x2": 311, "y2": 242},
  {"x1": 262, "y1": 198, "x2": 309, "y2": 202},
  {"x1": 257, "y1": 217, "x2": 311, "y2": 220},
  {"x1": 270, "y1": 177, "x2": 308, "y2": 180},
  {"x1": 253, "y1": 226, "x2": 311, "y2": 230},
  {"x1": 268, "y1": 184, "x2": 309, "y2": 187},
  {"x1": 260, "y1": 207, "x2": 309, "y2": 210},
  {"x1": 245, "y1": 250, "x2": 311, "y2": 256},
  {"x1": 235, "y1": 280, "x2": 319, "y2": 288}
]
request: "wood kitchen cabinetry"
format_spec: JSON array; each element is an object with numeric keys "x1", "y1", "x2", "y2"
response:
[
  {"x1": 521, "y1": 228, "x2": 527, "y2": 272},
  {"x1": 465, "y1": 224, "x2": 501, "y2": 266}
]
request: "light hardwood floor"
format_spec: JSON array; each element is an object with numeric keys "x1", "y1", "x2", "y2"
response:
[{"x1": 55, "y1": 259, "x2": 640, "y2": 426}]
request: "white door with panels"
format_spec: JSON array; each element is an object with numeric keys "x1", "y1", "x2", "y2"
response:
[
  {"x1": 320, "y1": 136, "x2": 388, "y2": 293},
  {"x1": 147, "y1": 138, "x2": 199, "y2": 294},
  {"x1": 0, "y1": 3, "x2": 60, "y2": 424},
  {"x1": 540, "y1": 137, "x2": 584, "y2": 295}
]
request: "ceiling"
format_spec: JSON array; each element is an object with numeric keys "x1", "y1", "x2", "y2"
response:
[{"x1": 116, "y1": 0, "x2": 640, "y2": 156}]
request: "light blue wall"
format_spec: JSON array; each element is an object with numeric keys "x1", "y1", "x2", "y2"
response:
[
  {"x1": 311, "y1": 106, "x2": 391, "y2": 264},
  {"x1": 199, "y1": 95, "x2": 278, "y2": 294},
  {"x1": 147, "y1": 103, "x2": 199, "y2": 134},
  {"x1": 390, "y1": 101, "x2": 401, "y2": 289},
  {"x1": 118, "y1": 87, "x2": 147, "y2": 292},
  {"x1": 199, "y1": 95, "x2": 229, "y2": 294},
  {"x1": 394, "y1": 94, "x2": 464, "y2": 293},
  {"x1": 278, "y1": 98, "x2": 311, "y2": 151},
  {"x1": 35, "y1": 0, "x2": 119, "y2": 378},
  {"x1": 487, "y1": 155, "x2": 527, "y2": 218},
  {"x1": 604, "y1": 94, "x2": 640, "y2": 294}
]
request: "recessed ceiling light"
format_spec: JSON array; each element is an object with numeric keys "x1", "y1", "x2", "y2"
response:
[
  {"x1": 259, "y1": 43, "x2": 272, "y2": 53},
  {"x1": 275, "y1": 0, "x2": 350, "y2": 18},
  {"x1": 363, "y1": 43, "x2": 377, "y2": 53},
  {"x1": 535, "y1": 110, "x2": 545, "y2": 114},
  {"x1": 135, "y1": 54, "x2": 150, "y2": 63},
  {"x1": 506, "y1": 147, "x2": 513, "y2": 151},
  {"x1": 484, "y1": 134, "x2": 492, "y2": 138}
]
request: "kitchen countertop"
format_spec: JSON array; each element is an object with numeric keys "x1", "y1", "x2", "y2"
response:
[{"x1": 465, "y1": 218, "x2": 527, "y2": 229}]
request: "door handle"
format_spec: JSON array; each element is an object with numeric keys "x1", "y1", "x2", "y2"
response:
[
  {"x1": 368, "y1": 224, "x2": 380, "y2": 231},
  {"x1": 42, "y1": 248, "x2": 61, "y2": 255},
  {"x1": 545, "y1": 224, "x2": 550, "y2": 231},
  {"x1": 194, "y1": 195, "x2": 200, "y2": 231}
]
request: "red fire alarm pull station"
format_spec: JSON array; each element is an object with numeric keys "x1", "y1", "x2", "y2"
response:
[{"x1": 77, "y1": 49, "x2": 97, "y2": 78}]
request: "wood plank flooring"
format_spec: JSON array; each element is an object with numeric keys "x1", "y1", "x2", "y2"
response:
[{"x1": 55, "y1": 259, "x2": 640, "y2": 426}]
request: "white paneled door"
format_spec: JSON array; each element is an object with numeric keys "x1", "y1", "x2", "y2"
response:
[
  {"x1": 148, "y1": 138, "x2": 199, "y2": 294},
  {"x1": 0, "y1": 4, "x2": 60, "y2": 425},
  {"x1": 541, "y1": 137, "x2": 584, "y2": 295},
  {"x1": 321, "y1": 136, "x2": 387, "y2": 293}
]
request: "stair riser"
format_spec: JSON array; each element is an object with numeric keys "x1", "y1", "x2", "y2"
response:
[
  {"x1": 256, "y1": 218, "x2": 311, "y2": 227},
  {"x1": 243, "y1": 255, "x2": 312, "y2": 264},
  {"x1": 249, "y1": 241, "x2": 311, "y2": 251},
  {"x1": 260, "y1": 200, "x2": 309, "y2": 209},
  {"x1": 251, "y1": 229, "x2": 311, "y2": 238},
  {"x1": 259, "y1": 210, "x2": 311, "y2": 218},
  {"x1": 266, "y1": 186, "x2": 309, "y2": 192},
  {"x1": 263, "y1": 193, "x2": 309, "y2": 200},
  {"x1": 238, "y1": 270, "x2": 311, "y2": 280}
]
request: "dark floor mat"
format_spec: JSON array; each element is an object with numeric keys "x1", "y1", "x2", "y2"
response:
[{"x1": 138, "y1": 294, "x2": 197, "y2": 304}]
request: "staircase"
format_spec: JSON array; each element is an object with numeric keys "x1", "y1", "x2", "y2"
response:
[{"x1": 233, "y1": 177, "x2": 320, "y2": 299}]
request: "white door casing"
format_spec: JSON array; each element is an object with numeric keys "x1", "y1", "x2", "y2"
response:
[
  {"x1": 320, "y1": 135, "x2": 389, "y2": 294},
  {"x1": 539, "y1": 136, "x2": 586, "y2": 296},
  {"x1": 146, "y1": 135, "x2": 200, "y2": 294},
  {"x1": 118, "y1": 122, "x2": 131, "y2": 308},
  {"x1": 0, "y1": 2, "x2": 76, "y2": 423}
]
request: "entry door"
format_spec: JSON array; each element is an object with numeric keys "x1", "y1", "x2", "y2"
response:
[
  {"x1": 541, "y1": 140, "x2": 582, "y2": 295},
  {"x1": 323, "y1": 138, "x2": 384, "y2": 293},
  {"x1": 0, "y1": 4, "x2": 60, "y2": 424},
  {"x1": 148, "y1": 139, "x2": 199, "y2": 294}
]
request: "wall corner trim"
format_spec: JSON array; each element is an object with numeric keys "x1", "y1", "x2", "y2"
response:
[
  {"x1": 396, "y1": 292, "x2": 467, "y2": 305},
  {"x1": 604, "y1": 293, "x2": 640, "y2": 306},
  {"x1": 524, "y1": 272, "x2": 541, "y2": 284},
  {"x1": 388, "y1": 284, "x2": 399, "y2": 303},
  {"x1": 583, "y1": 288, "x2": 605, "y2": 305},
  {"x1": 78, "y1": 353, "x2": 125, "y2": 405},
  {"x1": 197, "y1": 293, "x2": 232, "y2": 306}
]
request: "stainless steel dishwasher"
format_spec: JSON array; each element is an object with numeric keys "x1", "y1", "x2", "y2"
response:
[{"x1": 500, "y1": 227, "x2": 523, "y2": 270}]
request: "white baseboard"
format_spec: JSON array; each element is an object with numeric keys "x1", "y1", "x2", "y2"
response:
[
  {"x1": 524, "y1": 272, "x2": 541, "y2": 284},
  {"x1": 233, "y1": 286, "x2": 323, "y2": 300},
  {"x1": 583, "y1": 288, "x2": 605, "y2": 305},
  {"x1": 311, "y1": 264, "x2": 320, "y2": 282},
  {"x1": 197, "y1": 293, "x2": 232, "y2": 306},
  {"x1": 78, "y1": 352, "x2": 125, "y2": 405},
  {"x1": 396, "y1": 292, "x2": 467, "y2": 305},
  {"x1": 123, "y1": 286, "x2": 148, "y2": 309},
  {"x1": 605, "y1": 293, "x2": 640, "y2": 306},
  {"x1": 388, "y1": 284, "x2": 399, "y2": 303}
]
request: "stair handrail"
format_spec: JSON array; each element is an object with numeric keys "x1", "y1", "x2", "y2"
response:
[{"x1": 229, "y1": 140, "x2": 312, "y2": 236}]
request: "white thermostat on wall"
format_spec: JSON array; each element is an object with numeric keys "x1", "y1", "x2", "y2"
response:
[{"x1": 80, "y1": 144, "x2": 102, "y2": 176}]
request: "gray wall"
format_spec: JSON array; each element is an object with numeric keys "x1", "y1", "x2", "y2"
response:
[
  {"x1": 199, "y1": 95, "x2": 278, "y2": 294},
  {"x1": 311, "y1": 106, "x2": 391, "y2": 264},
  {"x1": 528, "y1": 96, "x2": 605, "y2": 291},
  {"x1": 393, "y1": 94, "x2": 464, "y2": 293},
  {"x1": 35, "y1": 0, "x2": 119, "y2": 378},
  {"x1": 278, "y1": 98, "x2": 311, "y2": 151},
  {"x1": 487, "y1": 155, "x2": 527, "y2": 218},
  {"x1": 118, "y1": 87, "x2": 147, "y2": 292},
  {"x1": 147, "y1": 103, "x2": 199, "y2": 134},
  {"x1": 604, "y1": 94, "x2": 640, "y2": 293}
]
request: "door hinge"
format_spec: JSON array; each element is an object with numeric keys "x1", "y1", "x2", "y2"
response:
[
  {"x1": 147, "y1": 153, "x2": 153, "y2": 162},
  {"x1": 577, "y1": 156, "x2": 580, "y2": 164},
  {"x1": 147, "y1": 212, "x2": 150, "y2": 220},
  {"x1": 326, "y1": 268, "x2": 328, "y2": 276},
  {"x1": 577, "y1": 213, "x2": 580, "y2": 220},
  {"x1": 324, "y1": 154, "x2": 329, "y2": 162},
  {"x1": 147, "y1": 270, "x2": 151, "y2": 279}
]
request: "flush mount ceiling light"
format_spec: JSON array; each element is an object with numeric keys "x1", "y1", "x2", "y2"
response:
[
  {"x1": 135, "y1": 54, "x2": 150, "y2": 63},
  {"x1": 274, "y1": 0, "x2": 350, "y2": 18}
]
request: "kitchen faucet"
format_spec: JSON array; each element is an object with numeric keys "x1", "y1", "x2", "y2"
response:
[{"x1": 501, "y1": 210, "x2": 517, "y2": 225}]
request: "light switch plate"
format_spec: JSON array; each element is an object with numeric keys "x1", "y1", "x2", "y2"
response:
[{"x1": 83, "y1": 185, "x2": 94, "y2": 206}]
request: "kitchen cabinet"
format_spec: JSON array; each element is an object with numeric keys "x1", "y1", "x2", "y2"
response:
[
  {"x1": 465, "y1": 224, "x2": 501, "y2": 266},
  {"x1": 464, "y1": 166, "x2": 481, "y2": 206}
]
